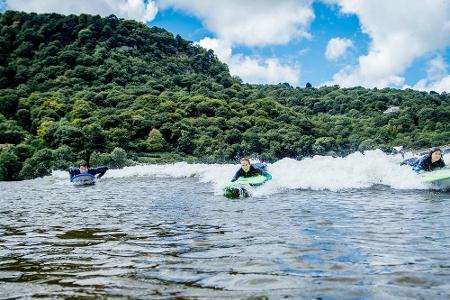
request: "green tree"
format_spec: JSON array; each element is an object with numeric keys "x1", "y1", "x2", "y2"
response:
[
  {"x1": 110, "y1": 147, "x2": 128, "y2": 168},
  {"x1": 312, "y1": 137, "x2": 336, "y2": 155},
  {"x1": 0, "y1": 114, "x2": 28, "y2": 144},
  {"x1": 0, "y1": 89, "x2": 19, "y2": 117},
  {"x1": 0, "y1": 149, "x2": 22, "y2": 180},
  {"x1": 358, "y1": 139, "x2": 378, "y2": 152},
  {"x1": 52, "y1": 145, "x2": 76, "y2": 170},
  {"x1": 146, "y1": 128, "x2": 166, "y2": 152},
  {"x1": 19, "y1": 148, "x2": 53, "y2": 179},
  {"x1": 90, "y1": 151, "x2": 111, "y2": 167}
]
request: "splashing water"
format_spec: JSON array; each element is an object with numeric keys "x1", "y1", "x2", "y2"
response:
[{"x1": 52, "y1": 150, "x2": 431, "y2": 194}]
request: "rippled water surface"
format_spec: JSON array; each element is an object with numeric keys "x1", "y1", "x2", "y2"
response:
[{"x1": 1, "y1": 176, "x2": 450, "y2": 299}]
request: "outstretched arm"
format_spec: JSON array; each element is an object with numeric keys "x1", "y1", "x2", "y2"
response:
[
  {"x1": 68, "y1": 167, "x2": 79, "y2": 177},
  {"x1": 414, "y1": 156, "x2": 430, "y2": 173},
  {"x1": 263, "y1": 171, "x2": 272, "y2": 180},
  {"x1": 255, "y1": 167, "x2": 272, "y2": 180},
  {"x1": 231, "y1": 169, "x2": 242, "y2": 182},
  {"x1": 89, "y1": 166, "x2": 108, "y2": 179}
]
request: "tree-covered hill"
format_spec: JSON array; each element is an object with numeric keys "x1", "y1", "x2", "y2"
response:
[{"x1": 0, "y1": 11, "x2": 449, "y2": 180}]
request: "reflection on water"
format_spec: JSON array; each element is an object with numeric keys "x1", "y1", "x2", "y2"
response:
[{"x1": 1, "y1": 177, "x2": 450, "y2": 299}]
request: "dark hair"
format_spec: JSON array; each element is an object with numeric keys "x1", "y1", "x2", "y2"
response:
[
  {"x1": 429, "y1": 148, "x2": 442, "y2": 155},
  {"x1": 240, "y1": 158, "x2": 250, "y2": 164},
  {"x1": 79, "y1": 161, "x2": 89, "y2": 167}
]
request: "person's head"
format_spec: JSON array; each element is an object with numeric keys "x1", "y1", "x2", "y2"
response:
[
  {"x1": 79, "y1": 161, "x2": 89, "y2": 174},
  {"x1": 429, "y1": 148, "x2": 442, "y2": 163},
  {"x1": 240, "y1": 158, "x2": 251, "y2": 172}
]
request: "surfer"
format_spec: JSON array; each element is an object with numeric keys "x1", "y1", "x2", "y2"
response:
[
  {"x1": 231, "y1": 158, "x2": 272, "y2": 182},
  {"x1": 68, "y1": 161, "x2": 108, "y2": 180},
  {"x1": 401, "y1": 148, "x2": 445, "y2": 173}
]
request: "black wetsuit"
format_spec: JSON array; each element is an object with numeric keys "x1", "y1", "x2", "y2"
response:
[
  {"x1": 402, "y1": 154, "x2": 445, "y2": 172},
  {"x1": 68, "y1": 166, "x2": 108, "y2": 180},
  {"x1": 231, "y1": 165, "x2": 271, "y2": 182}
]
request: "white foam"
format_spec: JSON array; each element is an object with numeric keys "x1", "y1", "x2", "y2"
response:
[
  {"x1": 51, "y1": 150, "x2": 430, "y2": 192},
  {"x1": 269, "y1": 150, "x2": 426, "y2": 191}
]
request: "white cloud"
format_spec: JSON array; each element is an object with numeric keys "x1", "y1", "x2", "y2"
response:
[
  {"x1": 158, "y1": 0, "x2": 314, "y2": 46},
  {"x1": 197, "y1": 38, "x2": 300, "y2": 85},
  {"x1": 159, "y1": 0, "x2": 310, "y2": 84},
  {"x1": 325, "y1": 37, "x2": 353, "y2": 60},
  {"x1": 196, "y1": 37, "x2": 232, "y2": 62},
  {"x1": 414, "y1": 77, "x2": 450, "y2": 92},
  {"x1": 5, "y1": 0, "x2": 158, "y2": 22},
  {"x1": 413, "y1": 55, "x2": 450, "y2": 92},
  {"x1": 230, "y1": 56, "x2": 300, "y2": 85},
  {"x1": 325, "y1": 0, "x2": 450, "y2": 88},
  {"x1": 425, "y1": 55, "x2": 448, "y2": 82}
]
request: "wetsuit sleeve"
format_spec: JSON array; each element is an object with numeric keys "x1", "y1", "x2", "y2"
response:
[
  {"x1": 413, "y1": 156, "x2": 430, "y2": 173},
  {"x1": 263, "y1": 171, "x2": 272, "y2": 180},
  {"x1": 401, "y1": 157, "x2": 419, "y2": 166},
  {"x1": 254, "y1": 167, "x2": 272, "y2": 180},
  {"x1": 68, "y1": 167, "x2": 79, "y2": 178},
  {"x1": 89, "y1": 166, "x2": 108, "y2": 178},
  {"x1": 231, "y1": 169, "x2": 242, "y2": 182}
]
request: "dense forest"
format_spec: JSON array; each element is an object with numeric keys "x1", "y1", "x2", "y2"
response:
[{"x1": 1, "y1": 11, "x2": 449, "y2": 180}]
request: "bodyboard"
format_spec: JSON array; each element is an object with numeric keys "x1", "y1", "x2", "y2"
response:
[{"x1": 71, "y1": 174, "x2": 96, "y2": 186}]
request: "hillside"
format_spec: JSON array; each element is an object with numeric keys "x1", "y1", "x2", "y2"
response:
[{"x1": 0, "y1": 11, "x2": 449, "y2": 180}]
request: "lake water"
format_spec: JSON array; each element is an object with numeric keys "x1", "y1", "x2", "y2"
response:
[{"x1": 1, "y1": 151, "x2": 450, "y2": 299}]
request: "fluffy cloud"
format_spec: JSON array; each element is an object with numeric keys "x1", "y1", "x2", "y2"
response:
[
  {"x1": 325, "y1": 37, "x2": 353, "y2": 60},
  {"x1": 424, "y1": 55, "x2": 449, "y2": 82},
  {"x1": 325, "y1": 0, "x2": 450, "y2": 88},
  {"x1": 413, "y1": 55, "x2": 450, "y2": 92},
  {"x1": 197, "y1": 38, "x2": 300, "y2": 85},
  {"x1": 414, "y1": 76, "x2": 450, "y2": 93},
  {"x1": 230, "y1": 56, "x2": 301, "y2": 85},
  {"x1": 5, "y1": 0, "x2": 158, "y2": 22},
  {"x1": 196, "y1": 37, "x2": 232, "y2": 62},
  {"x1": 158, "y1": 0, "x2": 314, "y2": 46},
  {"x1": 161, "y1": 1, "x2": 310, "y2": 84}
]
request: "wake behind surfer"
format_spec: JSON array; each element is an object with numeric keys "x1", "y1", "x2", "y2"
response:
[
  {"x1": 401, "y1": 147, "x2": 445, "y2": 173},
  {"x1": 68, "y1": 161, "x2": 108, "y2": 180},
  {"x1": 231, "y1": 158, "x2": 272, "y2": 182}
]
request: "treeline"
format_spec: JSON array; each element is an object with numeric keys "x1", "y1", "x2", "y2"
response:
[{"x1": 0, "y1": 11, "x2": 449, "y2": 180}]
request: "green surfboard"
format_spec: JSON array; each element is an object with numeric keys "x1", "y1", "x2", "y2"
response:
[{"x1": 420, "y1": 168, "x2": 450, "y2": 183}]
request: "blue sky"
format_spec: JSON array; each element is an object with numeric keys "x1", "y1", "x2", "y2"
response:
[{"x1": 2, "y1": 0, "x2": 450, "y2": 91}]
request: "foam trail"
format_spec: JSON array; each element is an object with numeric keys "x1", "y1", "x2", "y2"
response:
[
  {"x1": 52, "y1": 162, "x2": 238, "y2": 184},
  {"x1": 269, "y1": 150, "x2": 425, "y2": 191},
  {"x1": 51, "y1": 150, "x2": 431, "y2": 192}
]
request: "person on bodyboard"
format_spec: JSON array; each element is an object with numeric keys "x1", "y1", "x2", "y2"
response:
[
  {"x1": 69, "y1": 161, "x2": 108, "y2": 183},
  {"x1": 225, "y1": 158, "x2": 272, "y2": 199},
  {"x1": 231, "y1": 158, "x2": 272, "y2": 182},
  {"x1": 401, "y1": 147, "x2": 445, "y2": 173}
]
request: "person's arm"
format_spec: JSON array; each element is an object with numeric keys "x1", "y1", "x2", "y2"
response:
[
  {"x1": 89, "y1": 166, "x2": 108, "y2": 179},
  {"x1": 255, "y1": 167, "x2": 272, "y2": 180},
  {"x1": 263, "y1": 170, "x2": 272, "y2": 180},
  {"x1": 413, "y1": 156, "x2": 430, "y2": 173},
  {"x1": 401, "y1": 157, "x2": 418, "y2": 166},
  {"x1": 231, "y1": 169, "x2": 242, "y2": 182},
  {"x1": 68, "y1": 167, "x2": 79, "y2": 178}
]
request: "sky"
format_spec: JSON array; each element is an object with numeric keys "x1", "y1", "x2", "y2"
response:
[{"x1": 1, "y1": 0, "x2": 450, "y2": 92}]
